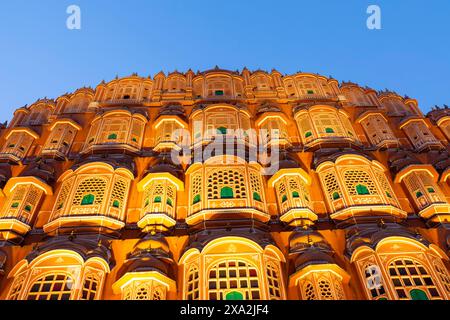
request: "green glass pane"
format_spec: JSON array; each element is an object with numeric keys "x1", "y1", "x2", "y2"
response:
[
  {"x1": 427, "y1": 187, "x2": 435, "y2": 193},
  {"x1": 325, "y1": 128, "x2": 335, "y2": 134},
  {"x1": 333, "y1": 192, "x2": 340, "y2": 200},
  {"x1": 167, "y1": 198, "x2": 173, "y2": 207},
  {"x1": 356, "y1": 184, "x2": 370, "y2": 195},
  {"x1": 226, "y1": 291, "x2": 244, "y2": 300},
  {"x1": 11, "y1": 202, "x2": 19, "y2": 208},
  {"x1": 215, "y1": 90, "x2": 224, "y2": 96},
  {"x1": 253, "y1": 192, "x2": 261, "y2": 202},
  {"x1": 292, "y1": 191, "x2": 300, "y2": 198},
  {"x1": 410, "y1": 289, "x2": 429, "y2": 300},
  {"x1": 416, "y1": 191, "x2": 423, "y2": 198},
  {"x1": 113, "y1": 200, "x2": 120, "y2": 208},
  {"x1": 221, "y1": 187, "x2": 234, "y2": 199},
  {"x1": 386, "y1": 192, "x2": 392, "y2": 198},
  {"x1": 193, "y1": 194, "x2": 201, "y2": 204},
  {"x1": 81, "y1": 194, "x2": 95, "y2": 205},
  {"x1": 217, "y1": 127, "x2": 227, "y2": 135},
  {"x1": 154, "y1": 196, "x2": 162, "y2": 203},
  {"x1": 305, "y1": 131, "x2": 313, "y2": 138},
  {"x1": 24, "y1": 205, "x2": 32, "y2": 212},
  {"x1": 108, "y1": 133, "x2": 118, "y2": 140},
  {"x1": 282, "y1": 195, "x2": 288, "y2": 203}
]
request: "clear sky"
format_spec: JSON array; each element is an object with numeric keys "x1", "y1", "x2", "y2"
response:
[{"x1": 1, "y1": 0, "x2": 449, "y2": 123}]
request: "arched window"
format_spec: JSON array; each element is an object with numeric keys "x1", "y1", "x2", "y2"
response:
[
  {"x1": 364, "y1": 265, "x2": 387, "y2": 300},
  {"x1": 186, "y1": 264, "x2": 200, "y2": 300},
  {"x1": 266, "y1": 262, "x2": 282, "y2": 300},
  {"x1": 27, "y1": 273, "x2": 74, "y2": 300},
  {"x1": 81, "y1": 273, "x2": 100, "y2": 300},
  {"x1": 207, "y1": 259, "x2": 260, "y2": 300},
  {"x1": 388, "y1": 258, "x2": 441, "y2": 300}
]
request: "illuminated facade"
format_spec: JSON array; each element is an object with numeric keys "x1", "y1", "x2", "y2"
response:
[{"x1": 0, "y1": 68, "x2": 449, "y2": 300}]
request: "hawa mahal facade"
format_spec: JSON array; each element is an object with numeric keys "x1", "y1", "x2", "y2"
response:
[{"x1": 0, "y1": 67, "x2": 450, "y2": 300}]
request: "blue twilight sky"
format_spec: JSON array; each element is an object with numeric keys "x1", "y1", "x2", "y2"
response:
[{"x1": 0, "y1": 0, "x2": 449, "y2": 123}]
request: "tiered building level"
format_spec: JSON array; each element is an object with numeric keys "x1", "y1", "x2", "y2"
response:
[{"x1": 0, "y1": 67, "x2": 450, "y2": 300}]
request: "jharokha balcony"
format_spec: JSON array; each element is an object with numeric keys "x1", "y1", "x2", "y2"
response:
[
  {"x1": 0, "y1": 177, "x2": 53, "y2": 244},
  {"x1": 316, "y1": 155, "x2": 407, "y2": 224},
  {"x1": 185, "y1": 157, "x2": 270, "y2": 226},
  {"x1": 43, "y1": 162, "x2": 133, "y2": 235}
]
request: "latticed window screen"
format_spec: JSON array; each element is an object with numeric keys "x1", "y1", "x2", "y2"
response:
[
  {"x1": 312, "y1": 113, "x2": 345, "y2": 136},
  {"x1": 54, "y1": 177, "x2": 75, "y2": 215},
  {"x1": 249, "y1": 170, "x2": 264, "y2": 202},
  {"x1": 266, "y1": 261, "x2": 282, "y2": 299},
  {"x1": 296, "y1": 80, "x2": 320, "y2": 95},
  {"x1": 205, "y1": 111, "x2": 238, "y2": 137},
  {"x1": 417, "y1": 172, "x2": 445, "y2": 202},
  {"x1": 86, "y1": 120, "x2": 100, "y2": 147},
  {"x1": 8, "y1": 274, "x2": 26, "y2": 300},
  {"x1": 27, "y1": 273, "x2": 73, "y2": 300},
  {"x1": 130, "y1": 119, "x2": 144, "y2": 145},
  {"x1": 65, "y1": 95, "x2": 89, "y2": 113},
  {"x1": 297, "y1": 113, "x2": 315, "y2": 142},
  {"x1": 303, "y1": 281, "x2": 317, "y2": 300},
  {"x1": 72, "y1": 177, "x2": 107, "y2": 206},
  {"x1": 343, "y1": 169, "x2": 378, "y2": 196},
  {"x1": 364, "y1": 264, "x2": 387, "y2": 299},
  {"x1": 322, "y1": 170, "x2": 342, "y2": 201},
  {"x1": 208, "y1": 259, "x2": 260, "y2": 300},
  {"x1": 157, "y1": 120, "x2": 181, "y2": 144},
  {"x1": 206, "y1": 168, "x2": 247, "y2": 200},
  {"x1": 318, "y1": 278, "x2": 334, "y2": 300},
  {"x1": 2, "y1": 132, "x2": 34, "y2": 158},
  {"x1": 81, "y1": 273, "x2": 100, "y2": 300},
  {"x1": 44, "y1": 124, "x2": 77, "y2": 154},
  {"x1": 100, "y1": 118, "x2": 130, "y2": 143},
  {"x1": 186, "y1": 264, "x2": 200, "y2": 300},
  {"x1": 135, "y1": 284, "x2": 150, "y2": 300},
  {"x1": 373, "y1": 170, "x2": 399, "y2": 206},
  {"x1": 109, "y1": 177, "x2": 129, "y2": 210},
  {"x1": 2, "y1": 185, "x2": 43, "y2": 223},
  {"x1": 191, "y1": 173, "x2": 202, "y2": 204},
  {"x1": 388, "y1": 258, "x2": 441, "y2": 300},
  {"x1": 276, "y1": 181, "x2": 287, "y2": 202},
  {"x1": 434, "y1": 261, "x2": 450, "y2": 294}
]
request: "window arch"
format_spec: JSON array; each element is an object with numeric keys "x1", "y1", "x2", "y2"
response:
[
  {"x1": 207, "y1": 259, "x2": 260, "y2": 300},
  {"x1": 186, "y1": 264, "x2": 200, "y2": 300},
  {"x1": 27, "y1": 273, "x2": 74, "y2": 300},
  {"x1": 266, "y1": 261, "x2": 283, "y2": 300},
  {"x1": 387, "y1": 258, "x2": 441, "y2": 300}
]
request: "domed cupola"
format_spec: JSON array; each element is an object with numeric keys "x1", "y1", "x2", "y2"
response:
[
  {"x1": 112, "y1": 235, "x2": 176, "y2": 300},
  {"x1": 288, "y1": 228, "x2": 350, "y2": 300}
]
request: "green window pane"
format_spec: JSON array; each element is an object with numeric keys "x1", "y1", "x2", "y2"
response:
[
  {"x1": 108, "y1": 133, "x2": 118, "y2": 140},
  {"x1": 215, "y1": 90, "x2": 224, "y2": 96},
  {"x1": 332, "y1": 192, "x2": 340, "y2": 200},
  {"x1": 386, "y1": 191, "x2": 392, "y2": 198},
  {"x1": 225, "y1": 291, "x2": 244, "y2": 300},
  {"x1": 221, "y1": 187, "x2": 234, "y2": 199},
  {"x1": 193, "y1": 194, "x2": 201, "y2": 205},
  {"x1": 217, "y1": 127, "x2": 227, "y2": 135},
  {"x1": 11, "y1": 202, "x2": 19, "y2": 208},
  {"x1": 416, "y1": 191, "x2": 423, "y2": 198},
  {"x1": 253, "y1": 192, "x2": 261, "y2": 202},
  {"x1": 24, "y1": 205, "x2": 32, "y2": 212},
  {"x1": 292, "y1": 191, "x2": 300, "y2": 198},
  {"x1": 145, "y1": 199, "x2": 150, "y2": 207},
  {"x1": 282, "y1": 195, "x2": 288, "y2": 203},
  {"x1": 325, "y1": 128, "x2": 335, "y2": 134},
  {"x1": 305, "y1": 131, "x2": 313, "y2": 138},
  {"x1": 113, "y1": 200, "x2": 120, "y2": 208},
  {"x1": 307, "y1": 90, "x2": 314, "y2": 95},
  {"x1": 356, "y1": 184, "x2": 370, "y2": 195},
  {"x1": 410, "y1": 289, "x2": 429, "y2": 300},
  {"x1": 167, "y1": 198, "x2": 173, "y2": 207},
  {"x1": 154, "y1": 196, "x2": 162, "y2": 203},
  {"x1": 81, "y1": 194, "x2": 95, "y2": 206},
  {"x1": 427, "y1": 187, "x2": 435, "y2": 193}
]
